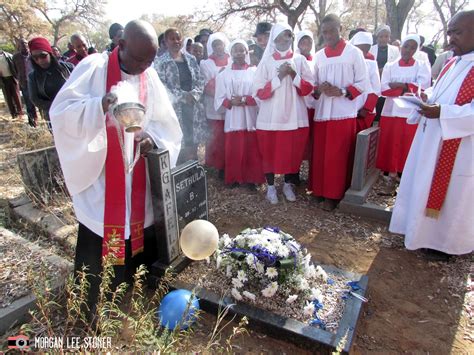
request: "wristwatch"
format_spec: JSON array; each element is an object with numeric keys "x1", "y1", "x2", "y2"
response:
[{"x1": 340, "y1": 88, "x2": 347, "y2": 97}]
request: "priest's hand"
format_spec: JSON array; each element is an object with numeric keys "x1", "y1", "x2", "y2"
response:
[
  {"x1": 135, "y1": 132, "x2": 155, "y2": 156},
  {"x1": 102, "y1": 93, "x2": 118, "y2": 114},
  {"x1": 418, "y1": 103, "x2": 441, "y2": 119}
]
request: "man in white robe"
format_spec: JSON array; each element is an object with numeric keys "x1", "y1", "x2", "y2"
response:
[
  {"x1": 50, "y1": 20, "x2": 182, "y2": 310},
  {"x1": 389, "y1": 10, "x2": 474, "y2": 256}
]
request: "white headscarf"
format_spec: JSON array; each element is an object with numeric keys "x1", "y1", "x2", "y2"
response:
[
  {"x1": 181, "y1": 37, "x2": 193, "y2": 54},
  {"x1": 207, "y1": 32, "x2": 230, "y2": 57},
  {"x1": 228, "y1": 39, "x2": 250, "y2": 65},
  {"x1": 259, "y1": 22, "x2": 292, "y2": 65},
  {"x1": 375, "y1": 25, "x2": 391, "y2": 37},
  {"x1": 350, "y1": 31, "x2": 373, "y2": 46},
  {"x1": 401, "y1": 34, "x2": 420, "y2": 49},
  {"x1": 294, "y1": 30, "x2": 315, "y2": 56}
]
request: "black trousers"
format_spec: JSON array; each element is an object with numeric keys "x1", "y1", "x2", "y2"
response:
[
  {"x1": 74, "y1": 223, "x2": 157, "y2": 311},
  {"x1": 1, "y1": 76, "x2": 22, "y2": 118}
]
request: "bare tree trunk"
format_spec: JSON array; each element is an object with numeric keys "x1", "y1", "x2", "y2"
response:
[
  {"x1": 432, "y1": 0, "x2": 448, "y2": 45},
  {"x1": 384, "y1": 0, "x2": 415, "y2": 40}
]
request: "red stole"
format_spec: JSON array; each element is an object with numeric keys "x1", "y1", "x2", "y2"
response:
[
  {"x1": 103, "y1": 47, "x2": 147, "y2": 265},
  {"x1": 425, "y1": 61, "x2": 474, "y2": 218}
]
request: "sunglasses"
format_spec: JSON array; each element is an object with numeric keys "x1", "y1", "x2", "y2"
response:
[{"x1": 32, "y1": 53, "x2": 49, "y2": 60}]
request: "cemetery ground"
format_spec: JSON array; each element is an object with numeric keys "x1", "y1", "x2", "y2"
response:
[{"x1": 0, "y1": 106, "x2": 472, "y2": 353}]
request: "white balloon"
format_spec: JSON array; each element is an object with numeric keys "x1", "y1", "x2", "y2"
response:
[{"x1": 180, "y1": 220, "x2": 219, "y2": 260}]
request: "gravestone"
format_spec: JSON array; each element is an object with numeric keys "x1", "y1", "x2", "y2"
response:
[
  {"x1": 340, "y1": 127, "x2": 391, "y2": 222},
  {"x1": 17, "y1": 146, "x2": 63, "y2": 204},
  {"x1": 147, "y1": 149, "x2": 208, "y2": 275}
]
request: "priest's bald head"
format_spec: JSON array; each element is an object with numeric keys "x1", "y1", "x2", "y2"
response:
[
  {"x1": 447, "y1": 10, "x2": 474, "y2": 56},
  {"x1": 119, "y1": 20, "x2": 158, "y2": 75}
]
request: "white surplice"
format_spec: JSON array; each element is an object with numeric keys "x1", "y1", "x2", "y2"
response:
[
  {"x1": 253, "y1": 52, "x2": 313, "y2": 130},
  {"x1": 389, "y1": 53, "x2": 474, "y2": 255},
  {"x1": 50, "y1": 52, "x2": 182, "y2": 238},
  {"x1": 355, "y1": 58, "x2": 381, "y2": 111},
  {"x1": 214, "y1": 66, "x2": 258, "y2": 133},
  {"x1": 313, "y1": 42, "x2": 369, "y2": 121},
  {"x1": 381, "y1": 59, "x2": 432, "y2": 118}
]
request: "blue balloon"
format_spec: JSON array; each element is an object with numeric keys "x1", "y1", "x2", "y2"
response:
[{"x1": 157, "y1": 289, "x2": 200, "y2": 330}]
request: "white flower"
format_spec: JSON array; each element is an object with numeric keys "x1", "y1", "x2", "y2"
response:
[
  {"x1": 299, "y1": 278, "x2": 310, "y2": 291},
  {"x1": 304, "y1": 265, "x2": 316, "y2": 279},
  {"x1": 243, "y1": 291, "x2": 256, "y2": 302},
  {"x1": 205, "y1": 256, "x2": 210, "y2": 264},
  {"x1": 303, "y1": 254, "x2": 311, "y2": 268},
  {"x1": 315, "y1": 266, "x2": 328, "y2": 281},
  {"x1": 303, "y1": 301, "x2": 315, "y2": 317},
  {"x1": 231, "y1": 288, "x2": 242, "y2": 301},
  {"x1": 216, "y1": 255, "x2": 222, "y2": 269},
  {"x1": 246, "y1": 254, "x2": 255, "y2": 266},
  {"x1": 255, "y1": 262, "x2": 265, "y2": 274},
  {"x1": 261, "y1": 282, "x2": 278, "y2": 298},
  {"x1": 237, "y1": 270, "x2": 248, "y2": 283},
  {"x1": 226, "y1": 265, "x2": 233, "y2": 277},
  {"x1": 309, "y1": 288, "x2": 323, "y2": 303},
  {"x1": 266, "y1": 267, "x2": 278, "y2": 279},
  {"x1": 286, "y1": 294, "x2": 298, "y2": 304},
  {"x1": 232, "y1": 277, "x2": 244, "y2": 289},
  {"x1": 221, "y1": 233, "x2": 232, "y2": 247}
]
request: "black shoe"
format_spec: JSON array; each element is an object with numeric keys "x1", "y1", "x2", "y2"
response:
[{"x1": 321, "y1": 198, "x2": 338, "y2": 211}]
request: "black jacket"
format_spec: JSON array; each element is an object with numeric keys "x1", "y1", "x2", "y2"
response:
[{"x1": 28, "y1": 60, "x2": 74, "y2": 113}]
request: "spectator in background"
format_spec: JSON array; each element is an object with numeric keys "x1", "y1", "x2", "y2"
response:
[
  {"x1": 252, "y1": 22, "x2": 272, "y2": 64},
  {"x1": 198, "y1": 29, "x2": 212, "y2": 59},
  {"x1": 13, "y1": 38, "x2": 38, "y2": 127},
  {"x1": 88, "y1": 47, "x2": 97, "y2": 55},
  {"x1": 191, "y1": 42, "x2": 204, "y2": 64},
  {"x1": 63, "y1": 42, "x2": 76, "y2": 59},
  {"x1": 52, "y1": 46, "x2": 68, "y2": 61},
  {"x1": 181, "y1": 37, "x2": 194, "y2": 55},
  {"x1": 369, "y1": 25, "x2": 400, "y2": 75},
  {"x1": 0, "y1": 48, "x2": 23, "y2": 119},
  {"x1": 158, "y1": 33, "x2": 167, "y2": 57},
  {"x1": 67, "y1": 33, "x2": 89, "y2": 66},
  {"x1": 28, "y1": 37, "x2": 74, "y2": 129},
  {"x1": 107, "y1": 23, "x2": 124, "y2": 52},
  {"x1": 419, "y1": 36, "x2": 437, "y2": 66},
  {"x1": 391, "y1": 39, "x2": 401, "y2": 50},
  {"x1": 154, "y1": 28, "x2": 204, "y2": 164}
]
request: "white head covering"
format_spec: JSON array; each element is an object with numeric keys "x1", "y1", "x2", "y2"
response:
[
  {"x1": 207, "y1": 32, "x2": 230, "y2": 57},
  {"x1": 349, "y1": 31, "x2": 373, "y2": 46},
  {"x1": 294, "y1": 30, "x2": 315, "y2": 56},
  {"x1": 375, "y1": 25, "x2": 391, "y2": 37},
  {"x1": 401, "y1": 34, "x2": 420, "y2": 49},
  {"x1": 228, "y1": 39, "x2": 250, "y2": 65},
  {"x1": 259, "y1": 22, "x2": 292, "y2": 64},
  {"x1": 180, "y1": 37, "x2": 193, "y2": 54}
]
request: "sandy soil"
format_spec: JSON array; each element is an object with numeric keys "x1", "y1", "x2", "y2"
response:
[{"x1": 0, "y1": 107, "x2": 472, "y2": 353}]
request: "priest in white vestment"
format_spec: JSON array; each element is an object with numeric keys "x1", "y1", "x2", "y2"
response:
[
  {"x1": 389, "y1": 11, "x2": 474, "y2": 256},
  {"x1": 49, "y1": 20, "x2": 182, "y2": 310}
]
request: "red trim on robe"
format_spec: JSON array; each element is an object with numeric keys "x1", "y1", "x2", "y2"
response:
[
  {"x1": 256, "y1": 81, "x2": 273, "y2": 100},
  {"x1": 382, "y1": 88, "x2": 404, "y2": 97},
  {"x1": 324, "y1": 39, "x2": 346, "y2": 58},
  {"x1": 364, "y1": 52, "x2": 375, "y2": 60},
  {"x1": 222, "y1": 98, "x2": 232, "y2": 110},
  {"x1": 398, "y1": 58, "x2": 415, "y2": 67},
  {"x1": 302, "y1": 53, "x2": 313, "y2": 61},
  {"x1": 363, "y1": 93, "x2": 379, "y2": 112},
  {"x1": 296, "y1": 78, "x2": 313, "y2": 96},
  {"x1": 406, "y1": 83, "x2": 420, "y2": 94},
  {"x1": 273, "y1": 51, "x2": 293, "y2": 60},
  {"x1": 244, "y1": 95, "x2": 257, "y2": 106},
  {"x1": 347, "y1": 85, "x2": 362, "y2": 100}
]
